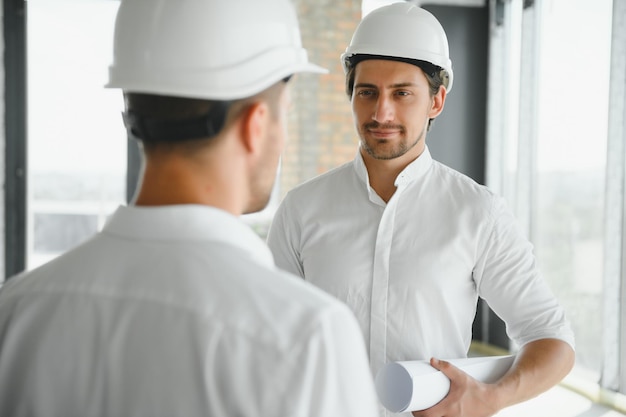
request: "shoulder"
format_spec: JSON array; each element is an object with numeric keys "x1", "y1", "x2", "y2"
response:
[
  {"x1": 284, "y1": 161, "x2": 355, "y2": 200},
  {"x1": 431, "y1": 160, "x2": 500, "y2": 204},
  {"x1": 249, "y1": 264, "x2": 356, "y2": 324},
  {"x1": 421, "y1": 160, "x2": 516, "y2": 231},
  {"x1": 430, "y1": 160, "x2": 490, "y2": 193},
  {"x1": 1, "y1": 243, "x2": 358, "y2": 356},
  {"x1": 276, "y1": 160, "x2": 363, "y2": 224},
  {"x1": 195, "y1": 256, "x2": 360, "y2": 350},
  {"x1": 0, "y1": 239, "x2": 95, "y2": 297}
]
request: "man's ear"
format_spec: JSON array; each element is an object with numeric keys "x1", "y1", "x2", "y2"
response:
[
  {"x1": 428, "y1": 85, "x2": 447, "y2": 119},
  {"x1": 240, "y1": 101, "x2": 269, "y2": 155}
]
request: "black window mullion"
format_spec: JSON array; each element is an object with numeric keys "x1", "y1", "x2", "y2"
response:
[{"x1": 3, "y1": 0, "x2": 27, "y2": 280}]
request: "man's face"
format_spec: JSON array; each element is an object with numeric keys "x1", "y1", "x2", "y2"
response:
[
  {"x1": 244, "y1": 84, "x2": 291, "y2": 214},
  {"x1": 351, "y1": 59, "x2": 443, "y2": 163}
]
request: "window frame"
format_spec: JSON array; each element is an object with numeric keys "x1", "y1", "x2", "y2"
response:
[
  {"x1": 3, "y1": 0, "x2": 27, "y2": 280},
  {"x1": 603, "y1": 0, "x2": 626, "y2": 394}
]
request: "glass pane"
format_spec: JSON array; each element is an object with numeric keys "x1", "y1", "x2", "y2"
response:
[
  {"x1": 27, "y1": 0, "x2": 125, "y2": 268},
  {"x1": 533, "y1": 0, "x2": 613, "y2": 379}
]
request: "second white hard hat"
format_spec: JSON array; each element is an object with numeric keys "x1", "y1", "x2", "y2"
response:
[
  {"x1": 106, "y1": 0, "x2": 327, "y2": 100},
  {"x1": 341, "y1": 3, "x2": 453, "y2": 93}
]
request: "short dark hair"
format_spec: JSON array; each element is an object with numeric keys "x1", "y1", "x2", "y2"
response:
[
  {"x1": 124, "y1": 78, "x2": 291, "y2": 152},
  {"x1": 123, "y1": 93, "x2": 230, "y2": 153}
]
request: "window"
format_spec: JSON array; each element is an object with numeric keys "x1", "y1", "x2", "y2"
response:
[
  {"x1": 27, "y1": 0, "x2": 125, "y2": 268},
  {"x1": 487, "y1": 0, "x2": 625, "y2": 397},
  {"x1": 533, "y1": 0, "x2": 613, "y2": 382}
]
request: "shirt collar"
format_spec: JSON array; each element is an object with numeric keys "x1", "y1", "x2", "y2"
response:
[
  {"x1": 394, "y1": 146, "x2": 433, "y2": 186},
  {"x1": 352, "y1": 145, "x2": 434, "y2": 188},
  {"x1": 103, "y1": 205, "x2": 275, "y2": 267}
]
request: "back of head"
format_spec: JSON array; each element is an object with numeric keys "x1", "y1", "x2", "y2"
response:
[
  {"x1": 341, "y1": 3, "x2": 453, "y2": 93},
  {"x1": 106, "y1": 0, "x2": 326, "y2": 143}
]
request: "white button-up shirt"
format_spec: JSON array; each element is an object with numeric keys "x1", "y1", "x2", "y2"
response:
[
  {"x1": 0, "y1": 205, "x2": 378, "y2": 417},
  {"x1": 268, "y1": 147, "x2": 575, "y2": 415}
]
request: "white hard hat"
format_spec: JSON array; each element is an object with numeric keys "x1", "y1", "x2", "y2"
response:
[
  {"x1": 106, "y1": 0, "x2": 327, "y2": 100},
  {"x1": 341, "y1": 3, "x2": 453, "y2": 93}
]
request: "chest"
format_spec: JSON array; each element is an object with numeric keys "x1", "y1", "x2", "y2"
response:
[{"x1": 298, "y1": 193, "x2": 480, "y2": 296}]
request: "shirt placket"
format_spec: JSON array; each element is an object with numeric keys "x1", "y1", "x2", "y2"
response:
[{"x1": 369, "y1": 184, "x2": 405, "y2": 375}]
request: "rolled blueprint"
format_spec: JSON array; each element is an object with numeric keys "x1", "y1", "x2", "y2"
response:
[{"x1": 375, "y1": 355, "x2": 515, "y2": 413}]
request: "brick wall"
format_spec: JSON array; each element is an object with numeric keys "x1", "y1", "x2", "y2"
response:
[{"x1": 280, "y1": 0, "x2": 362, "y2": 198}]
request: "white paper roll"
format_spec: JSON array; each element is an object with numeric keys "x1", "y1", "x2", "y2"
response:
[{"x1": 375, "y1": 355, "x2": 515, "y2": 413}]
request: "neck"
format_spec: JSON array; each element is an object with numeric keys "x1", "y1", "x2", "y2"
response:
[
  {"x1": 133, "y1": 151, "x2": 246, "y2": 216},
  {"x1": 360, "y1": 145, "x2": 425, "y2": 203}
]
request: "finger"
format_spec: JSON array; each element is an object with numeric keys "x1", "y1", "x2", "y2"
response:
[
  {"x1": 430, "y1": 357, "x2": 452, "y2": 372},
  {"x1": 430, "y1": 357, "x2": 443, "y2": 369},
  {"x1": 431, "y1": 357, "x2": 462, "y2": 381}
]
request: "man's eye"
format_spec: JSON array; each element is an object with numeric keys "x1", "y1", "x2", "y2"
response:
[{"x1": 357, "y1": 90, "x2": 374, "y2": 97}]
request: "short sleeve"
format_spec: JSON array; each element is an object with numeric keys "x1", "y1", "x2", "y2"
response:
[{"x1": 474, "y1": 196, "x2": 575, "y2": 349}]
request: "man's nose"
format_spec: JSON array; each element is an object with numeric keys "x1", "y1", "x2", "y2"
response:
[{"x1": 373, "y1": 96, "x2": 394, "y2": 123}]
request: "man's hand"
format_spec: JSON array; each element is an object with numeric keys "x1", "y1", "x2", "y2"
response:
[
  {"x1": 411, "y1": 339, "x2": 574, "y2": 417},
  {"x1": 411, "y1": 358, "x2": 499, "y2": 417}
]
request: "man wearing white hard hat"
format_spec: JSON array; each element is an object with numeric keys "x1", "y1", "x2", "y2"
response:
[
  {"x1": 0, "y1": 1, "x2": 379, "y2": 416},
  {"x1": 268, "y1": 3, "x2": 575, "y2": 417}
]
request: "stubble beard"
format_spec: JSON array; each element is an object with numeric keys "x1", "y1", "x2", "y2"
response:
[
  {"x1": 244, "y1": 135, "x2": 280, "y2": 215},
  {"x1": 244, "y1": 170, "x2": 275, "y2": 215},
  {"x1": 360, "y1": 122, "x2": 425, "y2": 161}
]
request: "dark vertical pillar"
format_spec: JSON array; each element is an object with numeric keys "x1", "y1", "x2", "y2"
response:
[{"x1": 4, "y1": 0, "x2": 28, "y2": 279}]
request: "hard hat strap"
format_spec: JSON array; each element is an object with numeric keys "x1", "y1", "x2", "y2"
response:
[{"x1": 122, "y1": 101, "x2": 231, "y2": 142}]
